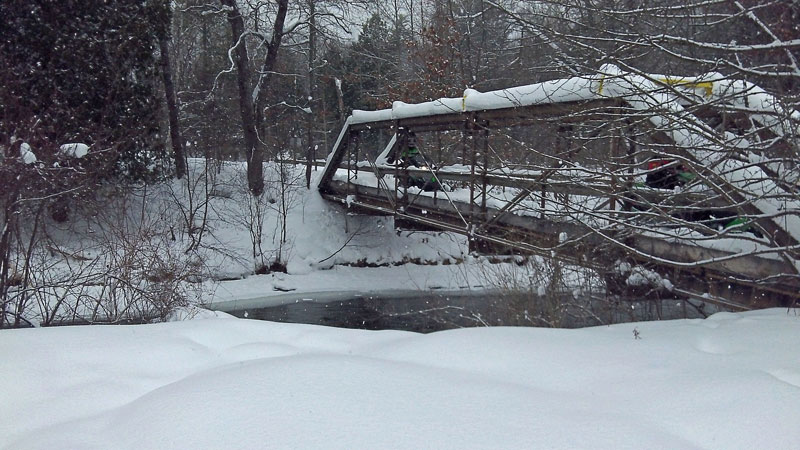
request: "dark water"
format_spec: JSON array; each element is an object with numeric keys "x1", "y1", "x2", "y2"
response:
[{"x1": 223, "y1": 290, "x2": 717, "y2": 333}]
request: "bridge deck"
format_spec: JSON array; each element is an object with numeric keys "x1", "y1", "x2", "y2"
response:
[{"x1": 323, "y1": 177, "x2": 798, "y2": 310}]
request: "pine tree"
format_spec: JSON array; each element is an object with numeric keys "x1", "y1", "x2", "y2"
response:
[{"x1": 0, "y1": 0, "x2": 170, "y2": 181}]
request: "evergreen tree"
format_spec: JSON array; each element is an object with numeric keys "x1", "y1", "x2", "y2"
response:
[
  {"x1": 0, "y1": 0, "x2": 169, "y2": 181},
  {"x1": 346, "y1": 13, "x2": 397, "y2": 110}
]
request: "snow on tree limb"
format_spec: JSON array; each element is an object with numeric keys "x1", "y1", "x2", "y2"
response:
[{"x1": 59, "y1": 143, "x2": 89, "y2": 159}]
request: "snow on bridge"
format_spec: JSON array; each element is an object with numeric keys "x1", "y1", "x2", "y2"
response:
[{"x1": 317, "y1": 65, "x2": 800, "y2": 310}]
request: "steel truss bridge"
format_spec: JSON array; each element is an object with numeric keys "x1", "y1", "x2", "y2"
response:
[{"x1": 317, "y1": 68, "x2": 800, "y2": 310}]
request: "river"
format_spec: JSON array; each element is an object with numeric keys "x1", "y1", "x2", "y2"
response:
[{"x1": 209, "y1": 289, "x2": 718, "y2": 333}]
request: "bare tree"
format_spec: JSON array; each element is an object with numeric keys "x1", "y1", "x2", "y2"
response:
[
  {"x1": 220, "y1": 0, "x2": 263, "y2": 195},
  {"x1": 305, "y1": 0, "x2": 317, "y2": 188},
  {"x1": 159, "y1": 21, "x2": 188, "y2": 179}
]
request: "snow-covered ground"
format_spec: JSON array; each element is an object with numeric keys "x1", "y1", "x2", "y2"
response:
[
  {"x1": 2, "y1": 308, "x2": 799, "y2": 449},
  {"x1": 8, "y1": 159, "x2": 484, "y2": 326},
  {"x1": 9, "y1": 157, "x2": 776, "y2": 326},
  {"x1": 6, "y1": 158, "x2": 797, "y2": 448}
]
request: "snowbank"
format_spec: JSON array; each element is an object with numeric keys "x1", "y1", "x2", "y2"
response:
[{"x1": 2, "y1": 309, "x2": 799, "y2": 449}]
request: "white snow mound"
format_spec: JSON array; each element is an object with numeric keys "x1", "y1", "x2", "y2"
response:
[{"x1": 1, "y1": 308, "x2": 799, "y2": 449}]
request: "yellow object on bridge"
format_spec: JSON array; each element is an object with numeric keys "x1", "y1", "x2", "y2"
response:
[{"x1": 657, "y1": 77, "x2": 714, "y2": 97}]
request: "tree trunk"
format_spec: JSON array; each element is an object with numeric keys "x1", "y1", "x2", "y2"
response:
[
  {"x1": 0, "y1": 190, "x2": 19, "y2": 329},
  {"x1": 305, "y1": 0, "x2": 316, "y2": 188},
  {"x1": 254, "y1": 0, "x2": 290, "y2": 156},
  {"x1": 335, "y1": 78, "x2": 346, "y2": 123},
  {"x1": 221, "y1": 0, "x2": 263, "y2": 196},
  {"x1": 159, "y1": 34, "x2": 186, "y2": 179}
]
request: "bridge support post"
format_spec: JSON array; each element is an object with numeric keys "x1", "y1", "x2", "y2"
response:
[
  {"x1": 346, "y1": 132, "x2": 360, "y2": 192},
  {"x1": 396, "y1": 125, "x2": 409, "y2": 214},
  {"x1": 463, "y1": 114, "x2": 475, "y2": 234},
  {"x1": 481, "y1": 122, "x2": 489, "y2": 215}
]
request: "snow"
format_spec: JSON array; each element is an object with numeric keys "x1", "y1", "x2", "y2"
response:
[
  {"x1": 462, "y1": 76, "x2": 596, "y2": 111},
  {"x1": 591, "y1": 64, "x2": 800, "y2": 252},
  {"x1": 59, "y1": 142, "x2": 89, "y2": 158},
  {"x1": 19, "y1": 142, "x2": 36, "y2": 164},
  {"x1": 350, "y1": 108, "x2": 393, "y2": 124},
  {"x1": 625, "y1": 265, "x2": 663, "y2": 287},
  {"x1": 207, "y1": 263, "x2": 490, "y2": 311},
  {"x1": 2, "y1": 308, "x2": 799, "y2": 449},
  {"x1": 7, "y1": 157, "x2": 485, "y2": 326},
  {"x1": 392, "y1": 97, "x2": 462, "y2": 118},
  {"x1": 346, "y1": 66, "x2": 797, "y2": 147},
  {"x1": 204, "y1": 162, "x2": 465, "y2": 274},
  {"x1": 660, "y1": 72, "x2": 800, "y2": 138},
  {"x1": 348, "y1": 76, "x2": 596, "y2": 124}
]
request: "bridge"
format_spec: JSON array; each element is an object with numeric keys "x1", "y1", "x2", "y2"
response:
[{"x1": 316, "y1": 65, "x2": 800, "y2": 311}]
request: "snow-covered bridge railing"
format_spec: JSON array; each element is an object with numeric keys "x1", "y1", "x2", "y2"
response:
[{"x1": 317, "y1": 66, "x2": 800, "y2": 310}]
